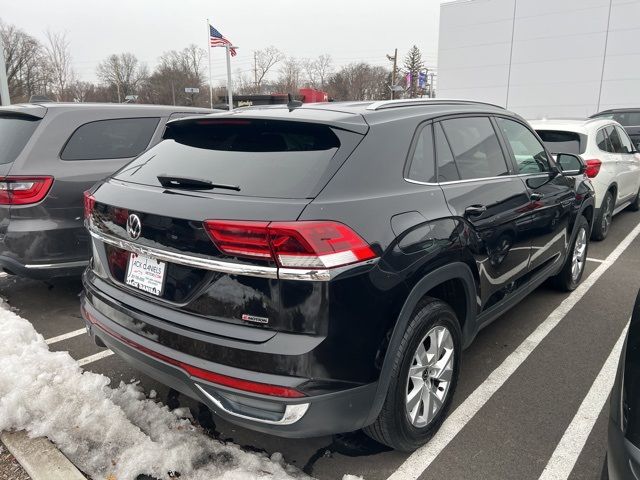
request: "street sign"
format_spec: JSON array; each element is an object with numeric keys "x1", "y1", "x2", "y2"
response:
[{"x1": 185, "y1": 87, "x2": 200, "y2": 93}]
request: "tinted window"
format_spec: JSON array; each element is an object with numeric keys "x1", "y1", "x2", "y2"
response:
[
  {"x1": 616, "y1": 126, "x2": 635, "y2": 154},
  {"x1": 440, "y1": 117, "x2": 509, "y2": 180},
  {"x1": 607, "y1": 126, "x2": 623, "y2": 153},
  {"x1": 434, "y1": 123, "x2": 460, "y2": 182},
  {"x1": 613, "y1": 112, "x2": 640, "y2": 127},
  {"x1": 596, "y1": 129, "x2": 610, "y2": 152},
  {"x1": 114, "y1": 119, "x2": 349, "y2": 198},
  {"x1": 61, "y1": 117, "x2": 160, "y2": 160},
  {"x1": 0, "y1": 115, "x2": 40, "y2": 165},
  {"x1": 536, "y1": 130, "x2": 584, "y2": 155},
  {"x1": 497, "y1": 118, "x2": 550, "y2": 174},
  {"x1": 407, "y1": 124, "x2": 436, "y2": 183}
]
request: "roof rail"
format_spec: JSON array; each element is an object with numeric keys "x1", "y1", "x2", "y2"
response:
[{"x1": 365, "y1": 98, "x2": 505, "y2": 111}]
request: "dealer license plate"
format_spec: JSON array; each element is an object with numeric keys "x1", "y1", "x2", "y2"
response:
[{"x1": 125, "y1": 253, "x2": 166, "y2": 296}]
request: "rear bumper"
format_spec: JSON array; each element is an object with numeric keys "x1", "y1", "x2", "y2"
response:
[
  {"x1": 0, "y1": 217, "x2": 90, "y2": 278},
  {"x1": 0, "y1": 254, "x2": 87, "y2": 279},
  {"x1": 80, "y1": 280, "x2": 377, "y2": 438}
]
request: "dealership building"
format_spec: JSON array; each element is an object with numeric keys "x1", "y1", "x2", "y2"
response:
[{"x1": 437, "y1": 0, "x2": 640, "y2": 119}]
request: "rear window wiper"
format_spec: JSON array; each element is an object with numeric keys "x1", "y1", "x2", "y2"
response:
[{"x1": 157, "y1": 175, "x2": 240, "y2": 191}]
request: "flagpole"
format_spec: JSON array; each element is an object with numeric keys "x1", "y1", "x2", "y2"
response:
[
  {"x1": 206, "y1": 19, "x2": 213, "y2": 109},
  {"x1": 225, "y1": 45, "x2": 233, "y2": 111}
]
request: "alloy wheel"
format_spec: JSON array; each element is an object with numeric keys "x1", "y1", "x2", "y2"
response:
[
  {"x1": 405, "y1": 325, "x2": 455, "y2": 428},
  {"x1": 571, "y1": 227, "x2": 587, "y2": 281},
  {"x1": 601, "y1": 196, "x2": 613, "y2": 235}
]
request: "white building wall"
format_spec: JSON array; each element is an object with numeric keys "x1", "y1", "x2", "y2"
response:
[{"x1": 437, "y1": 0, "x2": 640, "y2": 119}]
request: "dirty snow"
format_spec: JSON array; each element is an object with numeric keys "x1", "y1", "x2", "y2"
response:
[{"x1": 0, "y1": 301, "x2": 362, "y2": 480}]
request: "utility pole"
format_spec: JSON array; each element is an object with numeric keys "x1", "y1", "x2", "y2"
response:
[
  {"x1": 254, "y1": 51, "x2": 258, "y2": 91},
  {"x1": 225, "y1": 45, "x2": 235, "y2": 111},
  {"x1": 0, "y1": 35, "x2": 10, "y2": 106},
  {"x1": 386, "y1": 48, "x2": 398, "y2": 100}
]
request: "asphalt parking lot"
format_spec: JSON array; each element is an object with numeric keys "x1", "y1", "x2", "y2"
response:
[{"x1": 3, "y1": 210, "x2": 640, "y2": 480}]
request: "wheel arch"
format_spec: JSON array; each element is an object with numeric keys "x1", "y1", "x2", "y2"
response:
[{"x1": 364, "y1": 262, "x2": 477, "y2": 426}]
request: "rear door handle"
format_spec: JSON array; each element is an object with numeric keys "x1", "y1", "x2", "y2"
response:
[
  {"x1": 530, "y1": 192, "x2": 544, "y2": 201},
  {"x1": 465, "y1": 205, "x2": 487, "y2": 217}
]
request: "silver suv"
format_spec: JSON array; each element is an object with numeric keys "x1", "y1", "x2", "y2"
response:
[{"x1": 0, "y1": 102, "x2": 211, "y2": 279}]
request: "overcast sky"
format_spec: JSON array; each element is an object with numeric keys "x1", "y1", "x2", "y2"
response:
[{"x1": 1, "y1": 0, "x2": 443, "y2": 86}]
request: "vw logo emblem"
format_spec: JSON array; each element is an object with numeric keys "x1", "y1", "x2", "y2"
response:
[{"x1": 126, "y1": 214, "x2": 142, "y2": 240}]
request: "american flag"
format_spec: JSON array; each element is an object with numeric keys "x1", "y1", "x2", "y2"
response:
[{"x1": 209, "y1": 25, "x2": 237, "y2": 57}]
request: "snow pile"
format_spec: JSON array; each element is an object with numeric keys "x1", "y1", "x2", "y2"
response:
[{"x1": 0, "y1": 302, "x2": 359, "y2": 480}]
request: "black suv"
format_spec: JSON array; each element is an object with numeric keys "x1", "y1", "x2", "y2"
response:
[{"x1": 81, "y1": 100, "x2": 595, "y2": 451}]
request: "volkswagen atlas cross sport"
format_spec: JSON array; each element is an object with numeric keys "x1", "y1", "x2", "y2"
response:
[
  {"x1": 81, "y1": 99, "x2": 595, "y2": 451},
  {"x1": 0, "y1": 102, "x2": 211, "y2": 279}
]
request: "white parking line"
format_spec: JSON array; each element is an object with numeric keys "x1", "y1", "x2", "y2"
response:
[
  {"x1": 45, "y1": 328, "x2": 87, "y2": 345},
  {"x1": 539, "y1": 323, "x2": 628, "y2": 480},
  {"x1": 76, "y1": 350, "x2": 114, "y2": 366},
  {"x1": 587, "y1": 257, "x2": 605, "y2": 263},
  {"x1": 388, "y1": 221, "x2": 640, "y2": 480}
]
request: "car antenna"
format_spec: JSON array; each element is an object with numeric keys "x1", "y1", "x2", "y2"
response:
[{"x1": 287, "y1": 93, "x2": 303, "y2": 111}]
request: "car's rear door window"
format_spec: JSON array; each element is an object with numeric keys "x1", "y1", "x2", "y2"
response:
[
  {"x1": 0, "y1": 115, "x2": 40, "y2": 165},
  {"x1": 406, "y1": 123, "x2": 436, "y2": 183},
  {"x1": 440, "y1": 117, "x2": 509, "y2": 180},
  {"x1": 606, "y1": 126, "x2": 624, "y2": 154},
  {"x1": 61, "y1": 117, "x2": 160, "y2": 160},
  {"x1": 496, "y1": 118, "x2": 550, "y2": 174},
  {"x1": 596, "y1": 128, "x2": 611, "y2": 152},
  {"x1": 434, "y1": 123, "x2": 460, "y2": 182},
  {"x1": 536, "y1": 130, "x2": 584, "y2": 155},
  {"x1": 113, "y1": 118, "x2": 356, "y2": 199}
]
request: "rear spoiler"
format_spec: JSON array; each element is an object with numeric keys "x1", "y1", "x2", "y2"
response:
[
  {"x1": 166, "y1": 108, "x2": 369, "y2": 135},
  {"x1": 0, "y1": 104, "x2": 47, "y2": 119}
]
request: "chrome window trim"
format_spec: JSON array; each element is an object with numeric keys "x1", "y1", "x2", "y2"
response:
[
  {"x1": 195, "y1": 384, "x2": 310, "y2": 426},
  {"x1": 89, "y1": 227, "x2": 377, "y2": 282},
  {"x1": 404, "y1": 175, "x2": 516, "y2": 186}
]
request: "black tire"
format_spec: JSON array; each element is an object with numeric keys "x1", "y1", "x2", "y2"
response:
[
  {"x1": 364, "y1": 297, "x2": 461, "y2": 451},
  {"x1": 628, "y1": 186, "x2": 640, "y2": 212},
  {"x1": 592, "y1": 191, "x2": 614, "y2": 241},
  {"x1": 552, "y1": 215, "x2": 589, "y2": 292}
]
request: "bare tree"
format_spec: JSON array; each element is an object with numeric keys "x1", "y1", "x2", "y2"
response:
[
  {"x1": 0, "y1": 20, "x2": 49, "y2": 102},
  {"x1": 303, "y1": 54, "x2": 333, "y2": 89},
  {"x1": 274, "y1": 57, "x2": 302, "y2": 94},
  {"x1": 326, "y1": 63, "x2": 389, "y2": 101},
  {"x1": 96, "y1": 53, "x2": 148, "y2": 102},
  {"x1": 44, "y1": 30, "x2": 74, "y2": 101},
  {"x1": 70, "y1": 80, "x2": 94, "y2": 102},
  {"x1": 254, "y1": 46, "x2": 283, "y2": 91}
]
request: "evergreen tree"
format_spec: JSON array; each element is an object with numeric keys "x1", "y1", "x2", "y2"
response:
[{"x1": 403, "y1": 45, "x2": 425, "y2": 98}]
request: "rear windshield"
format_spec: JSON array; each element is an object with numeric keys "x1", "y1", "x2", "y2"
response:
[
  {"x1": 535, "y1": 130, "x2": 585, "y2": 155},
  {"x1": 113, "y1": 119, "x2": 346, "y2": 198},
  {"x1": 0, "y1": 115, "x2": 40, "y2": 165}
]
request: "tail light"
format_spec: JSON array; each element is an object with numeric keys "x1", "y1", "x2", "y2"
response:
[
  {"x1": 584, "y1": 159, "x2": 602, "y2": 178},
  {"x1": 0, "y1": 176, "x2": 53, "y2": 205},
  {"x1": 83, "y1": 191, "x2": 96, "y2": 219},
  {"x1": 204, "y1": 220, "x2": 377, "y2": 269}
]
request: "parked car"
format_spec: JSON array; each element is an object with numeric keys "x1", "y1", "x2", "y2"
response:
[
  {"x1": 531, "y1": 119, "x2": 640, "y2": 241},
  {"x1": 81, "y1": 99, "x2": 595, "y2": 451},
  {"x1": 0, "y1": 102, "x2": 211, "y2": 279},
  {"x1": 606, "y1": 289, "x2": 640, "y2": 479},
  {"x1": 591, "y1": 109, "x2": 640, "y2": 151}
]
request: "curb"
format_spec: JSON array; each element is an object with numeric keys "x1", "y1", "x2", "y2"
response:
[{"x1": 1, "y1": 431, "x2": 85, "y2": 480}]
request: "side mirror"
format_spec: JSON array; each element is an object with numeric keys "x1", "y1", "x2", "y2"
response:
[{"x1": 555, "y1": 153, "x2": 586, "y2": 176}]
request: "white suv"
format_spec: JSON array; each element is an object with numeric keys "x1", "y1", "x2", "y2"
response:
[{"x1": 531, "y1": 119, "x2": 640, "y2": 240}]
